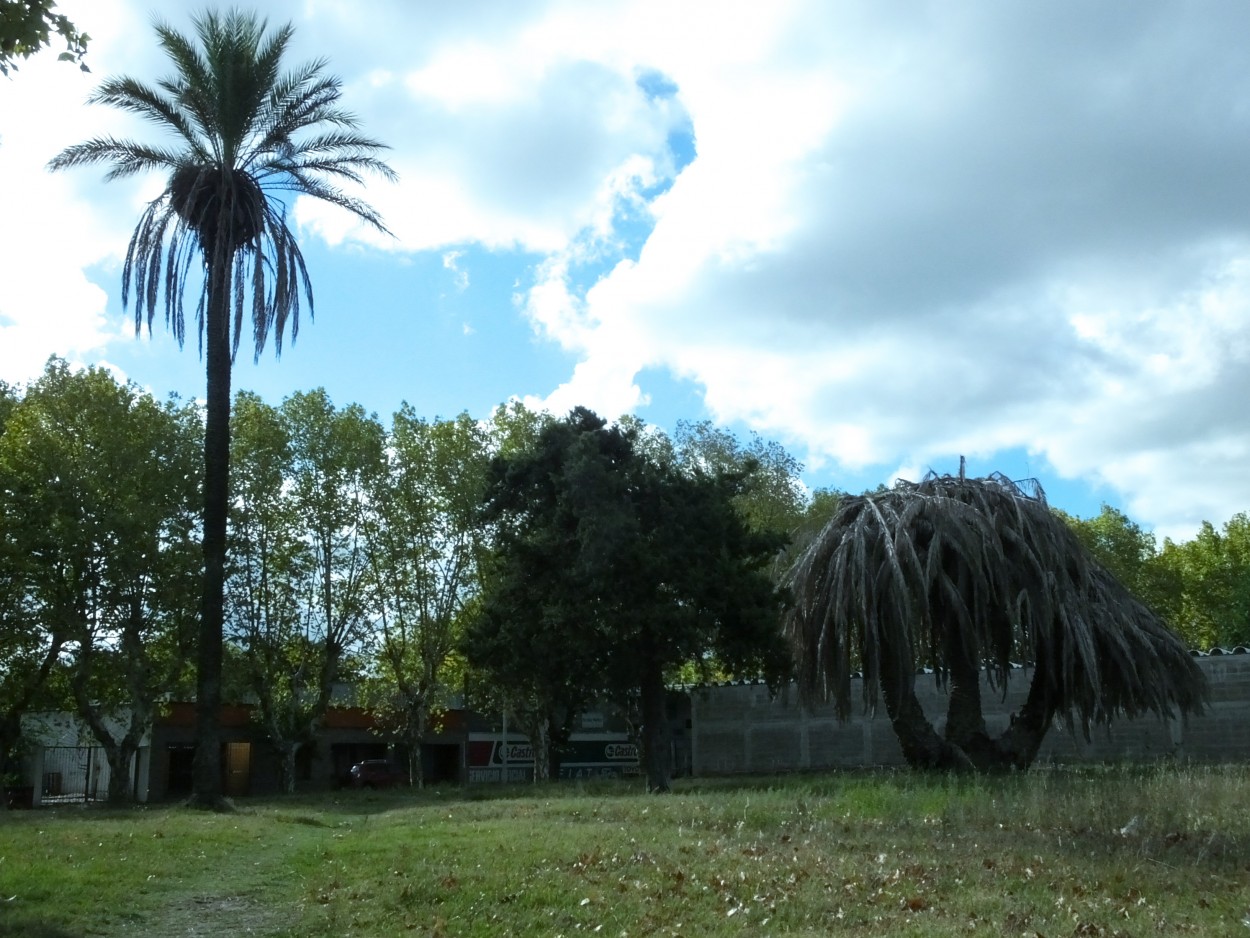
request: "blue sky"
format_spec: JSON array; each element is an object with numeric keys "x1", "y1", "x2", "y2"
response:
[{"x1": 4, "y1": 1, "x2": 1250, "y2": 540}]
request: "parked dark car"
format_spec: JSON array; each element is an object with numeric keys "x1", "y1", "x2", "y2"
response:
[{"x1": 348, "y1": 760, "x2": 408, "y2": 789}]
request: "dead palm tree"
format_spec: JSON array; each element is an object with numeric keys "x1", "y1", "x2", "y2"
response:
[
  {"x1": 784, "y1": 467, "x2": 1206, "y2": 771},
  {"x1": 48, "y1": 10, "x2": 395, "y2": 807}
]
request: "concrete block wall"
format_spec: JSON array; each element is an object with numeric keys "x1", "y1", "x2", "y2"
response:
[{"x1": 690, "y1": 653, "x2": 1250, "y2": 776}]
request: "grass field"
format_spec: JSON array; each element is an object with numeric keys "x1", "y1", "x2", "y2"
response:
[{"x1": 1, "y1": 765, "x2": 1247, "y2": 936}]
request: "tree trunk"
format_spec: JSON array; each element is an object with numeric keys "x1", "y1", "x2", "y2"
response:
[
  {"x1": 83, "y1": 717, "x2": 144, "y2": 805},
  {"x1": 546, "y1": 721, "x2": 563, "y2": 782},
  {"x1": 942, "y1": 623, "x2": 1001, "y2": 771},
  {"x1": 190, "y1": 254, "x2": 231, "y2": 811},
  {"x1": 278, "y1": 742, "x2": 298, "y2": 794},
  {"x1": 882, "y1": 674, "x2": 969, "y2": 770},
  {"x1": 102, "y1": 739, "x2": 139, "y2": 804},
  {"x1": 70, "y1": 644, "x2": 149, "y2": 804},
  {"x1": 0, "y1": 714, "x2": 20, "y2": 812},
  {"x1": 639, "y1": 656, "x2": 672, "y2": 793},
  {"x1": 995, "y1": 657, "x2": 1057, "y2": 769},
  {"x1": 406, "y1": 699, "x2": 426, "y2": 789},
  {"x1": 877, "y1": 630, "x2": 974, "y2": 772},
  {"x1": 406, "y1": 744, "x2": 421, "y2": 789},
  {"x1": 530, "y1": 717, "x2": 550, "y2": 783}
]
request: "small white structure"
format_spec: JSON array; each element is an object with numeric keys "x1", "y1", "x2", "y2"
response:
[{"x1": 18, "y1": 711, "x2": 152, "y2": 804}]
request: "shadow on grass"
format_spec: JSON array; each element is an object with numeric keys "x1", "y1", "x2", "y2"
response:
[
  {"x1": 0, "y1": 920, "x2": 81, "y2": 938},
  {"x1": 240, "y1": 778, "x2": 656, "y2": 817}
]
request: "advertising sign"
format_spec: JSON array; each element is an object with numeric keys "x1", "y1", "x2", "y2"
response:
[{"x1": 466, "y1": 736, "x2": 639, "y2": 783}]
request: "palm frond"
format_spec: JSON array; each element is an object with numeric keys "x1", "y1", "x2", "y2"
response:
[
  {"x1": 85, "y1": 77, "x2": 205, "y2": 155},
  {"x1": 47, "y1": 137, "x2": 188, "y2": 179},
  {"x1": 785, "y1": 472, "x2": 1206, "y2": 736},
  {"x1": 51, "y1": 8, "x2": 394, "y2": 364}
]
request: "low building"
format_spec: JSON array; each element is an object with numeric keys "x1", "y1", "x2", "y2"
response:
[{"x1": 13, "y1": 699, "x2": 640, "y2": 803}]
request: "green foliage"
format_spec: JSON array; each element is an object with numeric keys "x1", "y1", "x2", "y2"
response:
[
  {"x1": 466, "y1": 408, "x2": 789, "y2": 790},
  {"x1": 0, "y1": 359, "x2": 200, "y2": 800},
  {"x1": 0, "y1": 767, "x2": 1247, "y2": 935},
  {"x1": 1157, "y1": 516, "x2": 1250, "y2": 648},
  {"x1": 360, "y1": 408, "x2": 493, "y2": 784},
  {"x1": 226, "y1": 389, "x2": 384, "y2": 791},
  {"x1": 672, "y1": 419, "x2": 807, "y2": 536},
  {"x1": 1058, "y1": 504, "x2": 1175, "y2": 617},
  {"x1": 464, "y1": 409, "x2": 616, "y2": 780},
  {"x1": 1058, "y1": 504, "x2": 1250, "y2": 649},
  {"x1": 0, "y1": 0, "x2": 88, "y2": 76}
]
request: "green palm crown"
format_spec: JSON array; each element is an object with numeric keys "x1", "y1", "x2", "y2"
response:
[{"x1": 48, "y1": 9, "x2": 397, "y2": 361}]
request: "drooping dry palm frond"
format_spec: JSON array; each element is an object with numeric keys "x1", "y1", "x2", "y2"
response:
[{"x1": 784, "y1": 469, "x2": 1205, "y2": 770}]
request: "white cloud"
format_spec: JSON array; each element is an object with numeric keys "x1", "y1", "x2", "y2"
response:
[
  {"x1": 512, "y1": 1, "x2": 1250, "y2": 539},
  {"x1": 442, "y1": 250, "x2": 469, "y2": 291},
  {"x1": 0, "y1": 0, "x2": 163, "y2": 383},
  {"x1": 7, "y1": 0, "x2": 1250, "y2": 543}
]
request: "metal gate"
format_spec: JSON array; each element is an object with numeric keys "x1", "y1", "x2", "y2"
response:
[{"x1": 40, "y1": 746, "x2": 110, "y2": 804}]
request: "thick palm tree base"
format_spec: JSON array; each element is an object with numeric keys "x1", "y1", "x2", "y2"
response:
[
  {"x1": 886, "y1": 671, "x2": 1055, "y2": 774},
  {"x1": 890, "y1": 713, "x2": 1050, "y2": 773}
]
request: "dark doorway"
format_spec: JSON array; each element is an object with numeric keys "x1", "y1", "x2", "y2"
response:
[
  {"x1": 423, "y1": 744, "x2": 461, "y2": 784},
  {"x1": 166, "y1": 745, "x2": 194, "y2": 797}
]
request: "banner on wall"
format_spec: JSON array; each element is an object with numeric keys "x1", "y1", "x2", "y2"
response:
[{"x1": 466, "y1": 735, "x2": 639, "y2": 782}]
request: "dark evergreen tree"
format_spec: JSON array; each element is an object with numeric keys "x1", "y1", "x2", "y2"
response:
[{"x1": 465, "y1": 408, "x2": 789, "y2": 791}]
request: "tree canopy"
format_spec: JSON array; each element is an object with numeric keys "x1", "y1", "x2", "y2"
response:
[
  {"x1": 8, "y1": 363, "x2": 1250, "y2": 791},
  {"x1": 465, "y1": 408, "x2": 790, "y2": 791},
  {"x1": 786, "y1": 470, "x2": 1207, "y2": 772},
  {"x1": 226, "y1": 389, "x2": 383, "y2": 792},
  {"x1": 0, "y1": 0, "x2": 88, "y2": 76},
  {"x1": 0, "y1": 359, "x2": 200, "y2": 801},
  {"x1": 361, "y1": 407, "x2": 493, "y2": 787}
]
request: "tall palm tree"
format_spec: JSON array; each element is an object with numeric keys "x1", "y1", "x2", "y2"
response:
[
  {"x1": 49, "y1": 10, "x2": 395, "y2": 808},
  {"x1": 785, "y1": 468, "x2": 1206, "y2": 772}
]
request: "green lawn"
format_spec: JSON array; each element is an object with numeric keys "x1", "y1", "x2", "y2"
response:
[{"x1": 1, "y1": 766, "x2": 1247, "y2": 936}]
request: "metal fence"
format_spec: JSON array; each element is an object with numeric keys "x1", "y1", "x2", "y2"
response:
[{"x1": 40, "y1": 746, "x2": 110, "y2": 804}]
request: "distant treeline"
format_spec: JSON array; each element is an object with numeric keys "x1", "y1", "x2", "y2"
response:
[{"x1": 3, "y1": 359, "x2": 1243, "y2": 798}]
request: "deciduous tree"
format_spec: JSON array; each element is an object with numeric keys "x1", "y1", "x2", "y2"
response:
[
  {"x1": 0, "y1": 360, "x2": 200, "y2": 802},
  {"x1": 227, "y1": 390, "x2": 382, "y2": 792},
  {"x1": 672, "y1": 419, "x2": 806, "y2": 536},
  {"x1": 466, "y1": 409, "x2": 789, "y2": 791},
  {"x1": 0, "y1": 0, "x2": 88, "y2": 76},
  {"x1": 1157, "y1": 516, "x2": 1250, "y2": 649},
  {"x1": 362, "y1": 409, "x2": 490, "y2": 786}
]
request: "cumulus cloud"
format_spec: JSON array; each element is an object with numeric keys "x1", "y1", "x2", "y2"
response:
[
  {"x1": 6, "y1": 0, "x2": 1250, "y2": 541},
  {"x1": 517, "y1": 0, "x2": 1250, "y2": 538},
  {"x1": 0, "y1": 0, "x2": 145, "y2": 381}
]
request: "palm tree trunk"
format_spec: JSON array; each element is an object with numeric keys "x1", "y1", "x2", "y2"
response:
[
  {"x1": 878, "y1": 630, "x2": 974, "y2": 771},
  {"x1": 190, "y1": 258, "x2": 231, "y2": 810},
  {"x1": 996, "y1": 656, "x2": 1057, "y2": 769},
  {"x1": 942, "y1": 620, "x2": 1000, "y2": 770}
]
